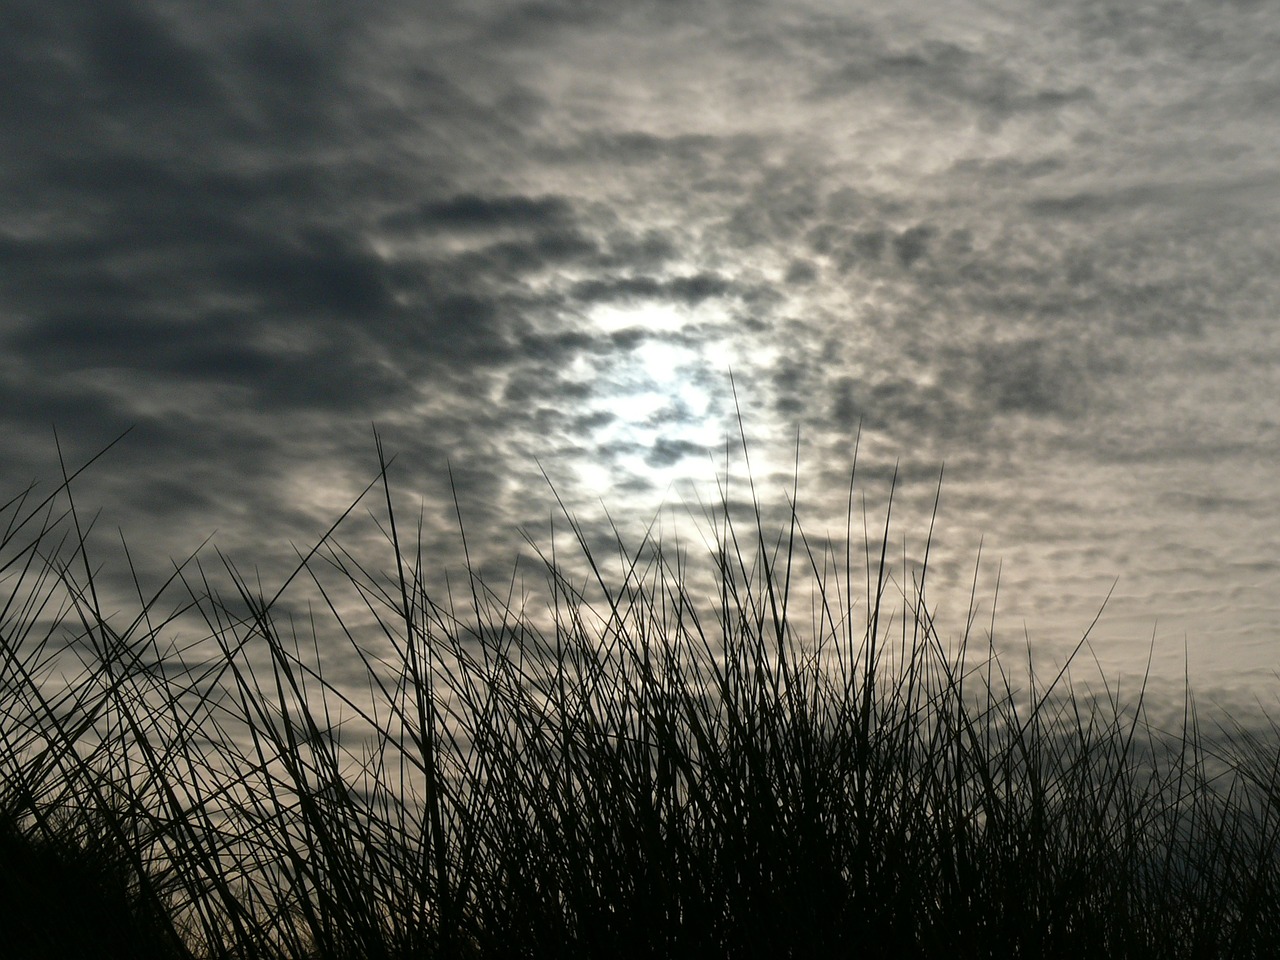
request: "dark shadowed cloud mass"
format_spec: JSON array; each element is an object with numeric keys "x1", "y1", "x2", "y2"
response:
[{"x1": 3, "y1": 0, "x2": 1278, "y2": 708}]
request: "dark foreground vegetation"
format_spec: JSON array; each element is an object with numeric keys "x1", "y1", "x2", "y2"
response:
[{"x1": 3, "y1": 435, "x2": 1279, "y2": 959}]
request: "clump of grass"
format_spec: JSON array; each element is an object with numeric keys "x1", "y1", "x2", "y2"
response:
[
  {"x1": 0, "y1": 797, "x2": 193, "y2": 960},
  {"x1": 2, "y1": 434, "x2": 1279, "y2": 959}
]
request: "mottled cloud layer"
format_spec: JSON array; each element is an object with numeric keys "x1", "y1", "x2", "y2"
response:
[{"x1": 3, "y1": 0, "x2": 1278, "y2": 703}]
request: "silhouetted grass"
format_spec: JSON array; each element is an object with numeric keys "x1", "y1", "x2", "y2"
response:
[{"x1": 2, "y1": 433, "x2": 1278, "y2": 958}]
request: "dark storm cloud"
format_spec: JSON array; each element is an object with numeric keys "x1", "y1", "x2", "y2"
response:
[
  {"x1": 85, "y1": 3, "x2": 223, "y2": 107},
  {"x1": 385, "y1": 194, "x2": 575, "y2": 233},
  {"x1": 217, "y1": 229, "x2": 394, "y2": 317},
  {"x1": 514, "y1": 329, "x2": 599, "y2": 363},
  {"x1": 0, "y1": 1, "x2": 401, "y2": 411},
  {"x1": 2, "y1": 224, "x2": 410, "y2": 411},
  {"x1": 646, "y1": 437, "x2": 708, "y2": 468},
  {"x1": 569, "y1": 273, "x2": 736, "y2": 307},
  {"x1": 0, "y1": 375, "x2": 138, "y2": 471},
  {"x1": 1, "y1": 1, "x2": 213, "y2": 129},
  {"x1": 0, "y1": 0, "x2": 497, "y2": 593},
  {"x1": 1, "y1": 0, "x2": 354, "y2": 164},
  {"x1": 440, "y1": 228, "x2": 599, "y2": 278}
]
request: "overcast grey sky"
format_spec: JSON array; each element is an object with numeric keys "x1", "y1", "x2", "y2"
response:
[{"x1": 4, "y1": 0, "x2": 1278, "y2": 709}]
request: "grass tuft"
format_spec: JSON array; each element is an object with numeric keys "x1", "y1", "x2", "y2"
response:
[{"x1": 2, "y1": 435, "x2": 1278, "y2": 958}]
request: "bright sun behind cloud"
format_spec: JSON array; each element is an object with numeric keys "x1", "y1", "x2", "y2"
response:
[
  {"x1": 574, "y1": 301, "x2": 730, "y2": 497},
  {"x1": 591, "y1": 302, "x2": 688, "y2": 335}
]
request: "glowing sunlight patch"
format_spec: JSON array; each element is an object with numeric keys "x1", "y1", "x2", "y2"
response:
[
  {"x1": 592, "y1": 301, "x2": 686, "y2": 334},
  {"x1": 572, "y1": 301, "x2": 732, "y2": 498}
]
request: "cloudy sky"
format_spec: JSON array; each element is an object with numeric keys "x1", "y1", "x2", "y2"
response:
[{"x1": 4, "y1": 0, "x2": 1278, "y2": 712}]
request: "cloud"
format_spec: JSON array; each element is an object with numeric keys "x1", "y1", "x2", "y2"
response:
[
  {"x1": 784, "y1": 259, "x2": 818, "y2": 286},
  {"x1": 893, "y1": 225, "x2": 933, "y2": 268},
  {"x1": 970, "y1": 338, "x2": 1096, "y2": 418},
  {"x1": 84, "y1": 1, "x2": 221, "y2": 108},
  {"x1": 2, "y1": 0, "x2": 1278, "y2": 708},
  {"x1": 807, "y1": 35, "x2": 1094, "y2": 127},
  {"x1": 218, "y1": 228, "x2": 395, "y2": 318},
  {"x1": 569, "y1": 272, "x2": 736, "y2": 307},
  {"x1": 383, "y1": 193, "x2": 576, "y2": 233},
  {"x1": 646, "y1": 437, "x2": 708, "y2": 468}
]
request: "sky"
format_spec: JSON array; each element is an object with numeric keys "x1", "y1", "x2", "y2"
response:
[{"x1": 3, "y1": 0, "x2": 1278, "y2": 716}]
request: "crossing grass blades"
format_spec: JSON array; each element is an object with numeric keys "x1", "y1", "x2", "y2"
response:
[{"x1": 2, "y1": 430, "x2": 1279, "y2": 959}]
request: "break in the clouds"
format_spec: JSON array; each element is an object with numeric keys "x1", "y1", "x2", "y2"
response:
[{"x1": 3, "y1": 0, "x2": 1278, "y2": 706}]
